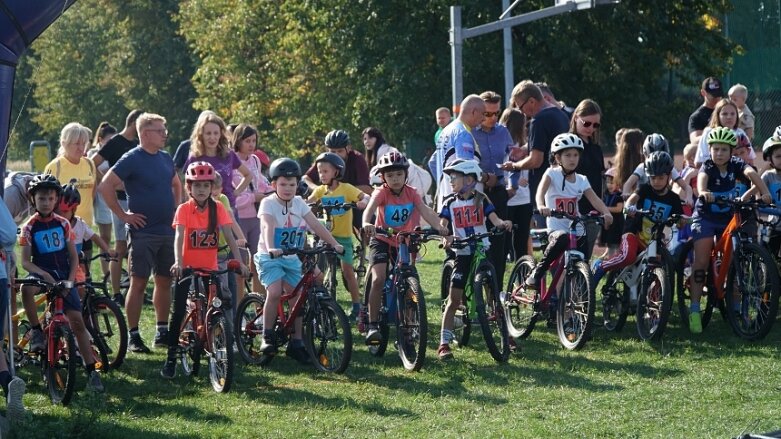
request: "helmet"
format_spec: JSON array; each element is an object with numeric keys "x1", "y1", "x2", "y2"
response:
[
  {"x1": 324, "y1": 130, "x2": 350, "y2": 149},
  {"x1": 58, "y1": 179, "x2": 81, "y2": 212},
  {"x1": 642, "y1": 133, "x2": 669, "y2": 156},
  {"x1": 314, "y1": 152, "x2": 345, "y2": 178},
  {"x1": 269, "y1": 157, "x2": 302, "y2": 180},
  {"x1": 27, "y1": 174, "x2": 62, "y2": 198},
  {"x1": 644, "y1": 151, "x2": 674, "y2": 177},
  {"x1": 604, "y1": 167, "x2": 616, "y2": 179},
  {"x1": 707, "y1": 126, "x2": 737, "y2": 147},
  {"x1": 550, "y1": 133, "x2": 584, "y2": 155},
  {"x1": 376, "y1": 151, "x2": 409, "y2": 173},
  {"x1": 185, "y1": 161, "x2": 216, "y2": 182},
  {"x1": 443, "y1": 159, "x2": 482, "y2": 181},
  {"x1": 762, "y1": 136, "x2": 781, "y2": 161},
  {"x1": 735, "y1": 131, "x2": 752, "y2": 150},
  {"x1": 774, "y1": 125, "x2": 781, "y2": 139}
]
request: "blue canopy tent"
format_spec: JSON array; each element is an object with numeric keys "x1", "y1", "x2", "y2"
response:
[{"x1": 0, "y1": 0, "x2": 76, "y2": 190}]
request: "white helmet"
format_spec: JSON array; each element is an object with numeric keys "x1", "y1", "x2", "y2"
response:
[
  {"x1": 443, "y1": 159, "x2": 482, "y2": 181},
  {"x1": 550, "y1": 133, "x2": 584, "y2": 155}
]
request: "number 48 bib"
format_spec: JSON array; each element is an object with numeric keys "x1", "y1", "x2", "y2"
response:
[{"x1": 384, "y1": 203, "x2": 413, "y2": 228}]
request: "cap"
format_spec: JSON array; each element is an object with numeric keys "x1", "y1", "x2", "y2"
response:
[{"x1": 702, "y1": 76, "x2": 723, "y2": 98}]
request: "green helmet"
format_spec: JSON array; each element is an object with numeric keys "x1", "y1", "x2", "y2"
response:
[{"x1": 706, "y1": 127, "x2": 737, "y2": 147}]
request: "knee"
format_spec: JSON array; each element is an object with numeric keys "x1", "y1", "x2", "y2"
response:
[{"x1": 693, "y1": 269, "x2": 707, "y2": 284}]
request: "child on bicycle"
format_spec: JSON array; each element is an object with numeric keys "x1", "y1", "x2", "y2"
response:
[
  {"x1": 362, "y1": 151, "x2": 447, "y2": 345},
  {"x1": 18, "y1": 174, "x2": 104, "y2": 392},
  {"x1": 622, "y1": 133, "x2": 693, "y2": 206},
  {"x1": 760, "y1": 134, "x2": 781, "y2": 257},
  {"x1": 689, "y1": 127, "x2": 771, "y2": 333},
  {"x1": 523, "y1": 133, "x2": 613, "y2": 290},
  {"x1": 437, "y1": 159, "x2": 511, "y2": 360},
  {"x1": 307, "y1": 152, "x2": 369, "y2": 320},
  {"x1": 256, "y1": 158, "x2": 344, "y2": 364},
  {"x1": 161, "y1": 162, "x2": 249, "y2": 379},
  {"x1": 591, "y1": 152, "x2": 683, "y2": 285},
  {"x1": 598, "y1": 167, "x2": 623, "y2": 258}
]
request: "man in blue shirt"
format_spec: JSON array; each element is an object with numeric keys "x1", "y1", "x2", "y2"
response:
[{"x1": 473, "y1": 91, "x2": 514, "y2": 284}]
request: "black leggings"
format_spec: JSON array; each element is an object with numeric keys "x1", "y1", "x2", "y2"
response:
[
  {"x1": 530, "y1": 230, "x2": 588, "y2": 283},
  {"x1": 507, "y1": 203, "x2": 533, "y2": 260},
  {"x1": 167, "y1": 274, "x2": 227, "y2": 355}
]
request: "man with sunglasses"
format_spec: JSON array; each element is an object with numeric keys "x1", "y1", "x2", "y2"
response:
[{"x1": 473, "y1": 91, "x2": 514, "y2": 283}]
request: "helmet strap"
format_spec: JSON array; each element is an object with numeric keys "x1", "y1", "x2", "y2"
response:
[
  {"x1": 560, "y1": 167, "x2": 576, "y2": 190},
  {"x1": 458, "y1": 180, "x2": 476, "y2": 197}
]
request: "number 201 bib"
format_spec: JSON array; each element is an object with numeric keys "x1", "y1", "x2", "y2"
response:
[{"x1": 274, "y1": 226, "x2": 306, "y2": 250}]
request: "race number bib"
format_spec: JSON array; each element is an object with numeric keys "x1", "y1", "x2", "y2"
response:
[
  {"x1": 452, "y1": 205, "x2": 484, "y2": 229},
  {"x1": 770, "y1": 182, "x2": 781, "y2": 204},
  {"x1": 710, "y1": 190, "x2": 732, "y2": 214},
  {"x1": 187, "y1": 229, "x2": 219, "y2": 250},
  {"x1": 33, "y1": 227, "x2": 66, "y2": 254},
  {"x1": 642, "y1": 199, "x2": 672, "y2": 222},
  {"x1": 322, "y1": 195, "x2": 346, "y2": 216},
  {"x1": 554, "y1": 197, "x2": 577, "y2": 215},
  {"x1": 274, "y1": 227, "x2": 306, "y2": 250},
  {"x1": 384, "y1": 203, "x2": 414, "y2": 228}
]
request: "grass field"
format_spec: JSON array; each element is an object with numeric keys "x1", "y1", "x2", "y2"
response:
[{"x1": 7, "y1": 243, "x2": 781, "y2": 439}]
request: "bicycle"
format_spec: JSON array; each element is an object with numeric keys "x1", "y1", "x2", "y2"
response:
[
  {"x1": 361, "y1": 228, "x2": 438, "y2": 371},
  {"x1": 503, "y1": 211, "x2": 601, "y2": 350},
  {"x1": 176, "y1": 260, "x2": 242, "y2": 393},
  {"x1": 438, "y1": 227, "x2": 511, "y2": 362},
  {"x1": 12, "y1": 278, "x2": 78, "y2": 405},
  {"x1": 235, "y1": 244, "x2": 352, "y2": 373},
  {"x1": 599, "y1": 210, "x2": 688, "y2": 341},
  {"x1": 309, "y1": 201, "x2": 359, "y2": 300},
  {"x1": 675, "y1": 197, "x2": 780, "y2": 340}
]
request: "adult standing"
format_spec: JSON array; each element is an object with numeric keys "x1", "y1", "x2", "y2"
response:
[
  {"x1": 93, "y1": 109, "x2": 143, "y2": 305},
  {"x1": 570, "y1": 99, "x2": 605, "y2": 260},
  {"x1": 536, "y1": 82, "x2": 574, "y2": 120},
  {"x1": 688, "y1": 76, "x2": 723, "y2": 145},
  {"x1": 99, "y1": 113, "x2": 182, "y2": 353},
  {"x1": 500, "y1": 108, "x2": 532, "y2": 261},
  {"x1": 87, "y1": 122, "x2": 117, "y2": 277},
  {"x1": 473, "y1": 91, "x2": 514, "y2": 284},
  {"x1": 363, "y1": 127, "x2": 399, "y2": 185},
  {"x1": 428, "y1": 95, "x2": 486, "y2": 209},
  {"x1": 44, "y1": 123, "x2": 97, "y2": 228},
  {"x1": 434, "y1": 107, "x2": 451, "y2": 145}
]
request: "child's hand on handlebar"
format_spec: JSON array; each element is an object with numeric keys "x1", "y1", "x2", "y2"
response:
[
  {"x1": 269, "y1": 248, "x2": 283, "y2": 258},
  {"x1": 501, "y1": 220, "x2": 513, "y2": 231},
  {"x1": 441, "y1": 236, "x2": 453, "y2": 249},
  {"x1": 363, "y1": 224, "x2": 376, "y2": 237},
  {"x1": 761, "y1": 193, "x2": 772, "y2": 204},
  {"x1": 239, "y1": 263, "x2": 249, "y2": 277},
  {"x1": 236, "y1": 238, "x2": 247, "y2": 248},
  {"x1": 334, "y1": 244, "x2": 345, "y2": 255},
  {"x1": 170, "y1": 263, "x2": 183, "y2": 278},
  {"x1": 539, "y1": 206, "x2": 551, "y2": 217}
]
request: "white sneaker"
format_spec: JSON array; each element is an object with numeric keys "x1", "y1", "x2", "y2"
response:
[{"x1": 7, "y1": 377, "x2": 25, "y2": 420}]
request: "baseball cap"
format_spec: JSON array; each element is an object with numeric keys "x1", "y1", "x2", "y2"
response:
[{"x1": 701, "y1": 76, "x2": 723, "y2": 98}]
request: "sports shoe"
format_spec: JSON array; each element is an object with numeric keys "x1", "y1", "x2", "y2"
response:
[
  {"x1": 160, "y1": 358, "x2": 177, "y2": 379},
  {"x1": 6, "y1": 376, "x2": 25, "y2": 420},
  {"x1": 591, "y1": 258, "x2": 605, "y2": 285},
  {"x1": 259, "y1": 337, "x2": 277, "y2": 355},
  {"x1": 154, "y1": 328, "x2": 169, "y2": 348},
  {"x1": 285, "y1": 345, "x2": 312, "y2": 365},
  {"x1": 29, "y1": 328, "x2": 45, "y2": 352},
  {"x1": 112, "y1": 293, "x2": 124, "y2": 308},
  {"x1": 128, "y1": 333, "x2": 151, "y2": 354},
  {"x1": 689, "y1": 311, "x2": 702, "y2": 334},
  {"x1": 365, "y1": 327, "x2": 382, "y2": 345},
  {"x1": 524, "y1": 268, "x2": 540, "y2": 290},
  {"x1": 87, "y1": 370, "x2": 105, "y2": 393},
  {"x1": 437, "y1": 343, "x2": 453, "y2": 360}
]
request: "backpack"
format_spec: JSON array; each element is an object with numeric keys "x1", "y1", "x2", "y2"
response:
[{"x1": 3, "y1": 171, "x2": 37, "y2": 225}]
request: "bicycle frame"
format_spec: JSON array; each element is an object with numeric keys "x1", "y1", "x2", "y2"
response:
[
  {"x1": 708, "y1": 208, "x2": 744, "y2": 300},
  {"x1": 183, "y1": 270, "x2": 226, "y2": 344},
  {"x1": 536, "y1": 221, "x2": 582, "y2": 305},
  {"x1": 273, "y1": 254, "x2": 321, "y2": 335}
]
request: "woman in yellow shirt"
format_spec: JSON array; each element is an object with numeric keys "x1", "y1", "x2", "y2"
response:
[{"x1": 44, "y1": 122, "x2": 97, "y2": 227}]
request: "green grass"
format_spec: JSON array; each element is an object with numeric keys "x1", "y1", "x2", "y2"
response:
[{"x1": 9, "y1": 244, "x2": 781, "y2": 438}]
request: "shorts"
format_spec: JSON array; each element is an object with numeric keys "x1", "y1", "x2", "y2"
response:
[
  {"x1": 690, "y1": 216, "x2": 727, "y2": 242},
  {"x1": 237, "y1": 217, "x2": 260, "y2": 256},
  {"x1": 26, "y1": 270, "x2": 81, "y2": 312},
  {"x1": 335, "y1": 236, "x2": 354, "y2": 265},
  {"x1": 112, "y1": 199, "x2": 129, "y2": 241},
  {"x1": 255, "y1": 253, "x2": 302, "y2": 288},
  {"x1": 127, "y1": 231, "x2": 175, "y2": 278},
  {"x1": 369, "y1": 238, "x2": 397, "y2": 265},
  {"x1": 93, "y1": 192, "x2": 113, "y2": 225},
  {"x1": 449, "y1": 254, "x2": 474, "y2": 290}
]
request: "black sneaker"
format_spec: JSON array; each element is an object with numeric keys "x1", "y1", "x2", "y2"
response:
[
  {"x1": 160, "y1": 359, "x2": 176, "y2": 379},
  {"x1": 128, "y1": 333, "x2": 151, "y2": 354},
  {"x1": 154, "y1": 329, "x2": 169, "y2": 348},
  {"x1": 112, "y1": 293, "x2": 124, "y2": 308},
  {"x1": 259, "y1": 337, "x2": 277, "y2": 355},
  {"x1": 285, "y1": 345, "x2": 312, "y2": 365}
]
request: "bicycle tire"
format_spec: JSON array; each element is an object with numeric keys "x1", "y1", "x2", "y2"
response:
[
  {"x1": 397, "y1": 275, "x2": 427, "y2": 371},
  {"x1": 323, "y1": 253, "x2": 339, "y2": 300},
  {"x1": 234, "y1": 293, "x2": 270, "y2": 365},
  {"x1": 43, "y1": 324, "x2": 77, "y2": 406},
  {"x1": 179, "y1": 311, "x2": 202, "y2": 376},
  {"x1": 504, "y1": 256, "x2": 538, "y2": 339},
  {"x1": 441, "y1": 258, "x2": 471, "y2": 347},
  {"x1": 474, "y1": 261, "x2": 510, "y2": 362},
  {"x1": 557, "y1": 260, "x2": 594, "y2": 350},
  {"x1": 725, "y1": 242, "x2": 781, "y2": 340},
  {"x1": 86, "y1": 296, "x2": 128, "y2": 371},
  {"x1": 636, "y1": 266, "x2": 672, "y2": 341},
  {"x1": 208, "y1": 313, "x2": 234, "y2": 392},
  {"x1": 305, "y1": 297, "x2": 352, "y2": 373},
  {"x1": 363, "y1": 273, "x2": 389, "y2": 357},
  {"x1": 601, "y1": 270, "x2": 630, "y2": 332},
  {"x1": 674, "y1": 239, "x2": 715, "y2": 331},
  {"x1": 354, "y1": 241, "x2": 367, "y2": 291}
]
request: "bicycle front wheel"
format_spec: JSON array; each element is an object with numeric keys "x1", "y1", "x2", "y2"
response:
[
  {"x1": 208, "y1": 313, "x2": 234, "y2": 392},
  {"x1": 234, "y1": 293, "x2": 269, "y2": 365},
  {"x1": 43, "y1": 325, "x2": 77, "y2": 405},
  {"x1": 601, "y1": 271, "x2": 630, "y2": 332},
  {"x1": 474, "y1": 262, "x2": 510, "y2": 362},
  {"x1": 397, "y1": 275, "x2": 427, "y2": 371},
  {"x1": 557, "y1": 260, "x2": 595, "y2": 350},
  {"x1": 504, "y1": 256, "x2": 538, "y2": 339},
  {"x1": 86, "y1": 296, "x2": 128, "y2": 371},
  {"x1": 636, "y1": 266, "x2": 672, "y2": 341},
  {"x1": 725, "y1": 242, "x2": 781, "y2": 340},
  {"x1": 442, "y1": 258, "x2": 471, "y2": 346},
  {"x1": 363, "y1": 273, "x2": 389, "y2": 357},
  {"x1": 305, "y1": 297, "x2": 352, "y2": 373}
]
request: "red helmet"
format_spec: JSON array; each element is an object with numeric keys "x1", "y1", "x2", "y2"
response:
[
  {"x1": 58, "y1": 179, "x2": 81, "y2": 212},
  {"x1": 186, "y1": 161, "x2": 216, "y2": 182}
]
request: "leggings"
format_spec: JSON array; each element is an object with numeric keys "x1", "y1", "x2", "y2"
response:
[
  {"x1": 600, "y1": 233, "x2": 645, "y2": 273},
  {"x1": 167, "y1": 274, "x2": 227, "y2": 355},
  {"x1": 507, "y1": 203, "x2": 532, "y2": 260}
]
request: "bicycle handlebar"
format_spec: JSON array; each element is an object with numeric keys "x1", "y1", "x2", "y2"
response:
[
  {"x1": 633, "y1": 210, "x2": 693, "y2": 226},
  {"x1": 375, "y1": 227, "x2": 442, "y2": 241},
  {"x1": 178, "y1": 260, "x2": 244, "y2": 281},
  {"x1": 15, "y1": 278, "x2": 74, "y2": 293},
  {"x1": 533, "y1": 209, "x2": 604, "y2": 225},
  {"x1": 441, "y1": 227, "x2": 510, "y2": 249},
  {"x1": 701, "y1": 195, "x2": 775, "y2": 211},
  {"x1": 271, "y1": 244, "x2": 341, "y2": 259}
]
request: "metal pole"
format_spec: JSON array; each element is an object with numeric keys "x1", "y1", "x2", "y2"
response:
[
  {"x1": 450, "y1": 6, "x2": 463, "y2": 115},
  {"x1": 502, "y1": 0, "x2": 514, "y2": 105}
]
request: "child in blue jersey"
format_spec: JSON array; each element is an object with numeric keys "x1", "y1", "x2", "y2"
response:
[
  {"x1": 761, "y1": 134, "x2": 781, "y2": 258},
  {"x1": 18, "y1": 175, "x2": 104, "y2": 392},
  {"x1": 438, "y1": 159, "x2": 511, "y2": 360},
  {"x1": 688, "y1": 127, "x2": 771, "y2": 334}
]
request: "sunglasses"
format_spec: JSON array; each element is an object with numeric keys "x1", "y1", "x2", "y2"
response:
[
  {"x1": 483, "y1": 111, "x2": 500, "y2": 118},
  {"x1": 579, "y1": 119, "x2": 601, "y2": 129}
]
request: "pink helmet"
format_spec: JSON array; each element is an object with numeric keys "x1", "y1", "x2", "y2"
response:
[
  {"x1": 185, "y1": 161, "x2": 216, "y2": 182},
  {"x1": 604, "y1": 167, "x2": 616, "y2": 178}
]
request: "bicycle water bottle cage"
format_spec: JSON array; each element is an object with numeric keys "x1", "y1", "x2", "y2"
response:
[{"x1": 311, "y1": 286, "x2": 330, "y2": 300}]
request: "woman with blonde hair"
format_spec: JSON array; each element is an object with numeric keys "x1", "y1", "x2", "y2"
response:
[{"x1": 44, "y1": 122, "x2": 97, "y2": 227}]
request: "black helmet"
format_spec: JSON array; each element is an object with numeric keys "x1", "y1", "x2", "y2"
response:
[
  {"x1": 315, "y1": 152, "x2": 345, "y2": 179},
  {"x1": 268, "y1": 157, "x2": 301, "y2": 181},
  {"x1": 644, "y1": 151, "x2": 674, "y2": 177},
  {"x1": 642, "y1": 133, "x2": 669, "y2": 156},
  {"x1": 27, "y1": 174, "x2": 62, "y2": 198},
  {"x1": 324, "y1": 130, "x2": 350, "y2": 149},
  {"x1": 58, "y1": 179, "x2": 81, "y2": 212}
]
